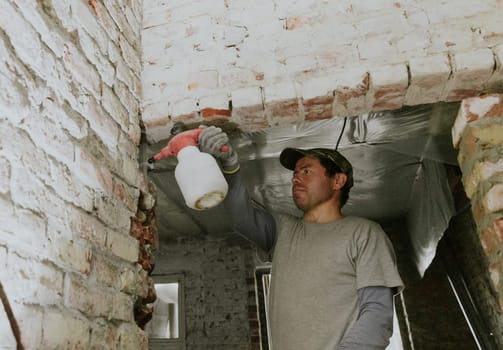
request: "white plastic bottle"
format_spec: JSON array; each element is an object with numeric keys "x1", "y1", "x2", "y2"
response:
[{"x1": 174, "y1": 145, "x2": 228, "y2": 210}]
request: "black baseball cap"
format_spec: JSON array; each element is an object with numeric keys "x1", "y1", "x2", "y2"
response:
[{"x1": 279, "y1": 147, "x2": 354, "y2": 188}]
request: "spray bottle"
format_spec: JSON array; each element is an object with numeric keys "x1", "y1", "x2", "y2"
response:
[{"x1": 148, "y1": 126, "x2": 229, "y2": 210}]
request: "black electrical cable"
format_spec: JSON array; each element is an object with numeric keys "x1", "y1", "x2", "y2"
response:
[
  {"x1": 0, "y1": 281, "x2": 24, "y2": 350},
  {"x1": 335, "y1": 117, "x2": 348, "y2": 151}
]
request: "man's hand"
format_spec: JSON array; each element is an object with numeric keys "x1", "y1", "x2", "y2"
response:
[{"x1": 198, "y1": 126, "x2": 239, "y2": 174}]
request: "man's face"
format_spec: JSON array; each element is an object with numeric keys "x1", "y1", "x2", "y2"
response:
[{"x1": 291, "y1": 156, "x2": 335, "y2": 211}]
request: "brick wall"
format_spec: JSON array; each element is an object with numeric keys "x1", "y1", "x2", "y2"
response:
[
  {"x1": 154, "y1": 238, "x2": 262, "y2": 350},
  {"x1": 0, "y1": 1, "x2": 150, "y2": 349},
  {"x1": 141, "y1": 0, "x2": 503, "y2": 142},
  {"x1": 453, "y1": 94, "x2": 503, "y2": 309}
]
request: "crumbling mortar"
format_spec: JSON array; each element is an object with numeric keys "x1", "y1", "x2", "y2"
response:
[{"x1": 129, "y1": 189, "x2": 158, "y2": 329}]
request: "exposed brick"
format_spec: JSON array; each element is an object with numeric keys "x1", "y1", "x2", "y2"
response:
[
  {"x1": 370, "y1": 64, "x2": 408, "y2": 111},
  {"x1": 120, "y1": 264, "x2": 149, "y2": 297},
  {"x1": 48, "y1": 235, "x2": 92, "y2": 276},
  {"x1": 94, "y1": 254, "x2": 120, "y2": 288},
  {"x1": 115, "y1": 78, "x2": 140, "y2": 118},
  {"x1": 233, "y1": 105, "x2": 268, "y2": 131},
  {"x1": 74, "y1": 145, "x2": 113, "y2": 191},
  {"x1": 264, "y1": 83, "x2": 304, "y2": 125},
  {"x1": 112, "y1": 292, "x2": 134, "y2": 321},
  {"x1": 486, "y1": 45, "x2": 503, "y2": 91},
  {"x1": 105, "y1": 1, "x2": 139, "y2": 51},
  {"x1": 18, "y1": 114, "x2": 75, "y2": 167},
  {"x1": 127, "y1": 120, "x2": 141, "y2": 147},
  {"x1": 171, "y1": 98, "x2": 199, "y2": 120},
  {"x1": 102, "y1": 83, "x2": 130, "y2": 133},
  {"x1": 231, "y1": 87, "x2": 269, "y2": 131},
  {"x1": 117, "y1": 323, "x2": 148, "y2": 350},
  {"x1": 93, "y1": 1, "x2": 120, "y2": 43},
  {"x1": 483, "y1": 184, "x2": 503, "y2": 214},
  {"x1": 444, "y1": 49, "x2": 495, "y2": 102},
  {"x1": 467, "y1": 122, "x2": 503, "y2": 150},
  {"x1": 480, "y1": 217, "x2": 503, "y2": 259},
  {"x1": 119, "y1": 34, "x2": 141, "y2": 74},
  {"x1": 48, "y1": 160, "x2": 95, "y2": 212},
  {"x1": 456, "y1": 123, "x2": 503, "y2": 175},
  {"x1": 94, "y1": 193, "x2": 135, "y2": 232},
  {"x1": 73, "y1": 0, "x2": 109, "y2": 53},
  {"x1": 4, "y1": 252, "x2": 64, "y2": 305},
  {"x1": 90, "y1": 321, "x2": 119, "y2": 350},
  {"x1": 201, "y1": 108, "x2": 232, "y2": 120},
  {"x1": 106, "y1": 229, "x2": 139, "y2": 262},
  {"x1": 63, "y1": 41, "x2": 102, "y2": 99},
  {"x1": 405, "y1": 54, "x2": 452, "y2": 105},
  {"x1": 42, "y1": 309, "x2": 90, "y2": 349},
  {"x1": 300, "y1": 76, "x2": 335, "y2": 121},
  {"x1": 266, "y1": 98, "x2": 302, "y2": 126},
  {"x1": 78, "y1": 28, "x2": 116, "y2": 87},
  {"x1": 105, "y1": 175, "x2": 139, "y2": 212},
  {"x1": 65, "y1": 275, "x2": 113, "y2": 318},
  {"x1": 116, "y1": 58, "x2": 141, "y2": 98},
  {"x1": 66, "y1": 206, "x2": 106, "y2": 248},
  {"x1": 333, "y1": 70, "x2": 371, "y2": 116},
  {"x1": 83, "y1": 96, "x2": 121, "y2": 152},
  {"x1": 462, "y1": 158, "x2": 503, "y2": 198},
  {"x1": 303, "y1": 95, "x2": 334, "y2": 121},
  {"x1": 120, "y1": 153, "x2": 141, "y2": 188},
  {"x1": 41, "y1": 98, "x2": 89, "y2": 141},
  {"x1": 198, "y1": 93, "x2": 231, "y2": 119},
  {"x1": 452, "y1": 94, "x2": 503, "y2": 148}
]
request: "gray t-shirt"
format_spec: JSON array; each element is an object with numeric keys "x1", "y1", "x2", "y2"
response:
[
  {"x1": 223, "y1": 172, "x2": 403, "y2": 349},
  {"x1": 268, "y1": 214, "x2": 403, "y2": 350}
]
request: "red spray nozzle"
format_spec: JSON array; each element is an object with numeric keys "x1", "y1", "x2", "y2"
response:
[{"x1": 149, "y1": 128, "x2": 229, "y2": 163}]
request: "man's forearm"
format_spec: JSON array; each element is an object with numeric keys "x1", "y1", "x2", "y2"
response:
[
  {"x1": 224, "y1": 171, "x2": 276, "y2": 251},
  {"x1": 337, "y1": 286, "x2": 394, "y2": 350}
]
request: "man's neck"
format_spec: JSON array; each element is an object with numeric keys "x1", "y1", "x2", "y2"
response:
[{"x1": 303, "y1": 201, "x2": 344, "y2": 223}]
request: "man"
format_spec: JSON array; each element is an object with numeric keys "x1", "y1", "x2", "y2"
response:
[{"x1": 198, "y1": 126, "x2": 403, "y2": 350}]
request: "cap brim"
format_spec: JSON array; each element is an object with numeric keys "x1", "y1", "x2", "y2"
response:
[{"x1": 280, "y1": 148, "x2": 308, "y2": 170}]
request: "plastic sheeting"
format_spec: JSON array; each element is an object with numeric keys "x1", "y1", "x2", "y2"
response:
[{"x1": 147, "y1": 102, "x2": 459, "y2": 276}]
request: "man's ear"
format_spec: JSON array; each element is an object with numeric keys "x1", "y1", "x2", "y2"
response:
[{"x1": 332, "y1": 173, "x2": 348, "y2": 190}]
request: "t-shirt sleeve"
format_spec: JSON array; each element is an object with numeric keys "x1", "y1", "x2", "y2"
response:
[{"x1": 352, "y1": 221, "x2": 404, "y2": 294}]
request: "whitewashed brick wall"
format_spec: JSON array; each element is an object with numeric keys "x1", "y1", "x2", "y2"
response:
[
  {"x1": 142, "y1": 0, "x2": 503, "y2": 142},
  {"x1": 0, "y1": 1, "x2": 148, "y2": 349}
]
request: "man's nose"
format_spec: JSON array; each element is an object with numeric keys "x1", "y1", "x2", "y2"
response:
[{"x1": 292, "y1": 174, "x2": 301, "y2": 184}]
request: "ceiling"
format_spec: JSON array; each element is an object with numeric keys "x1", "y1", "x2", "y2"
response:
[{"x1": 144, "y1": 102, "x2": 460, "y2": 264}]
